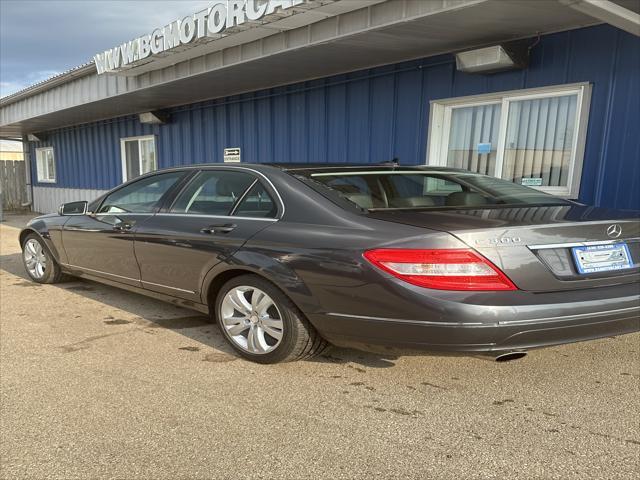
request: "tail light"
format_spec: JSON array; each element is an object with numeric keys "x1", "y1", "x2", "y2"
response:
[{"x1": 363, "y1": 249, "x2": 517, "y2": 291}]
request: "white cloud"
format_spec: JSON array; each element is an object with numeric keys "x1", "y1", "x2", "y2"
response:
[
  {"x1": 0, "y1": 1, "x2": 214, "y2": 97},
  {"x1": 1, "y1": 70, "x2": 61, "y2": 98}
]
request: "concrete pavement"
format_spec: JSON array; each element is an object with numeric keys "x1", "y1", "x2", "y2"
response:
[{"x1": 1, "y1": 214, "x2": 638, "y2": 479}]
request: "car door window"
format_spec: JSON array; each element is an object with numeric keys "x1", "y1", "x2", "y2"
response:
[
  {"x1": 232, "y1": 181, "x2": 277, "y2": 218},
  {"x1": 171, "y1": 170, "x2": 255, "y2": 215},
  {"x1": 97, "y1": 171, "x2": 185, "y2": 214},
  {"x1": 322, "y1": 175, "x2": 387, "y2": 208}
]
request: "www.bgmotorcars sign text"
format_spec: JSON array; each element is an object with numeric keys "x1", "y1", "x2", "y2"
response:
[{"x1": 94, "y1": 0, "x2": 304, "y2": 74}]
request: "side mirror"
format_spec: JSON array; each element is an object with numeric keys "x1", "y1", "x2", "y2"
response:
[{"x1": 58, "y1": 201, "x2": 88, "y2": 216}]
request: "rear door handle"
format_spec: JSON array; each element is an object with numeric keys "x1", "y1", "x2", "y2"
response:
[
  {"x1": 113, "y1": 222, "x2": 133, "y2": 232},
  {"x1": 201, "y1": 223, "x2": 237, "y2": 234}
]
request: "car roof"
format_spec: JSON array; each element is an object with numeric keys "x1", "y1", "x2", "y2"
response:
[
  {"x1": 145, "y1": 163, "x2": 471, "y2": 178},
  {"x1": 272, "y1": 164, "x2": 470, "y2": 175}
]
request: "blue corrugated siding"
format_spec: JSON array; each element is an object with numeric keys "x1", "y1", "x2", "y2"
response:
[{"x1": 28, "y1": 24, "x2": 640, "y2": 210}]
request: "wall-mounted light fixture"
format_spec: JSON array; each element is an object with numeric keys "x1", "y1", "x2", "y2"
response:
[
  {"x1": 27, "y1": 133, "x2": 44, "y2": 142},
  {"x1": 139, "y1": 111, "x2": 169, "y2": 125},
  {"x1": 456, "y1": 42, "x2": 529, "y2": 74}
]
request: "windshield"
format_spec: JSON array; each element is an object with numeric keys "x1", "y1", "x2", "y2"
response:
[{"x1": 300, "y1": 170, "x2": 571, "y2": 211}]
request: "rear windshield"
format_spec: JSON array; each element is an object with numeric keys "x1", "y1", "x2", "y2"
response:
[{"x1": 297, "y1": 170, "x2": 571, "y2": 211}]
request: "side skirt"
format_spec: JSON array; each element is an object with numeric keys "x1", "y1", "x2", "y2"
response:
[{"x1": 61, "y1": 268, "x2": 210, "y2": 315}]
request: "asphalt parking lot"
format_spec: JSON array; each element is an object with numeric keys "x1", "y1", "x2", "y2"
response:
[{"x1": 0, "y1": 214, "x2": 638, "y2": 480}]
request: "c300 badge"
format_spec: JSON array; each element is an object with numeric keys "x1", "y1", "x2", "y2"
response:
[{"x1": 475, "y1": 236, "x2": 522, "y2": 246}]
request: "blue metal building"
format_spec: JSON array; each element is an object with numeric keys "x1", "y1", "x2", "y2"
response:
[{"x1": 1, "y1": 0, "x2": 639, "y2": 213}]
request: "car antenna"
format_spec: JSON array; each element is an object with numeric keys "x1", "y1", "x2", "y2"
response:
[{"x1": 379, "y1": 158, "x2": 400, "y2": 168}]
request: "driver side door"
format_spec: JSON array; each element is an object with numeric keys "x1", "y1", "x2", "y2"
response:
[{"x1": 61, "y1": 171, "x2": 187, "y2": 286}]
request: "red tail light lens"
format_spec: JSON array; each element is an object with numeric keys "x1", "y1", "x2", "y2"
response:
[{"x1": 363, "y1": 249, "x2": 517, "y2": 291}]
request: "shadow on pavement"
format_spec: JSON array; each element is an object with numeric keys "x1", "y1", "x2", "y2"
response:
[{"x1": 1, "y1": 246, "x2": 400, "y2": 368}]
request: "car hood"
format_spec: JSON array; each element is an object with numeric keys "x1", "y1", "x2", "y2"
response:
[{"x1": 27, "y1": 212, "x2": 59, "y2": 225}]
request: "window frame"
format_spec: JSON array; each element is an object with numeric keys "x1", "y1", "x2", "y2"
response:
[
  {"x1": 168, "y1": 169, "x2": 258, "y2": 217},
  {"x1": 35, "y1": 146, "x2": 56, "y2": 183},
  {"x1": 160, "y1": 166, "x2": 284, "y2": 220},
  {"x1": 230, "y1": 179, "x2": 279, "y2": 219},
  {"x1": 96, "y1": 170, "x2": 187, "y2": 215},
  {"x1": 120, "y1": 135, "x2": 158, "y2": 182},
  {"x1": 426, "y1": 82, "x2": 592, "y2": 198}
]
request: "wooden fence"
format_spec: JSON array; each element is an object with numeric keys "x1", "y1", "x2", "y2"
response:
[{"x1": 0, "y1": 160, "x2": 29, "y2": 211}]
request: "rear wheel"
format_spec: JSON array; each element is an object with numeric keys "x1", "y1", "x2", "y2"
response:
[
  {"x1": 21, "y1": 234, "x2": 67, "y2": 284},
  {"x1": 215, "y1": 274, "x2": 328, "y2": 363}
]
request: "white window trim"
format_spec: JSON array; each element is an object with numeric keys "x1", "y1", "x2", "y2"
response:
[
  {"x1": 120, "y1": 135, "x2": 157, "y2": 182},
  {"x1": 426, "y1": 82, "x2": 592, "y2": 198},
  {"x1": 35, "y1": 147, "x2": 56, "y2": 183}
]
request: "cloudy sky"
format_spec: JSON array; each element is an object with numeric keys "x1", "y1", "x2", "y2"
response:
[{"x1": 0, "y1": 0, "x2": 218, "y2": 97}]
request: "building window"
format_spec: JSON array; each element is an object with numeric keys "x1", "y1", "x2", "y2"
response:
[
  {"x1": 35, "y1": 147, "x2": 56, "y2": 183},
  {"x1": 120, "y1": 135, "x2": 157, "y2": 182},
  {"x1": 427, "y1": 83, "x2": 592, "y2": 198}
]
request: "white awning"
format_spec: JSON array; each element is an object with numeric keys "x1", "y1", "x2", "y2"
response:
[{"x1": 1, "y1": 0, "x2": 603, "y2": 138}]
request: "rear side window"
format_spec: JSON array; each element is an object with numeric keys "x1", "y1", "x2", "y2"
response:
[
  {"x1": 171, "y1": 170, "x2": 254, "y2": 215},
  {"x1": 98, "y1": 171, "x2": 184, "y2": 214},
  {"x1": 233, "y1": 182, "x2": 277, "y2": 218},
  {"x1": 305, "y1": 170, "x2": 570, "y2": 210}
]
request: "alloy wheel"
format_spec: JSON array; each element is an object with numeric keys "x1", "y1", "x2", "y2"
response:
[
  {"x1": 220, "y1": 286, "x2": 284, "y2": 354},
  {"x1": 23, "y1": 239, "x2": 47, "y2": 280}
]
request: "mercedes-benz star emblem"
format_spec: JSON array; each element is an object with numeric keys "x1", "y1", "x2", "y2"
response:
[{"x1": 606, "y1": 224, "x2": 622, "y2": 239}]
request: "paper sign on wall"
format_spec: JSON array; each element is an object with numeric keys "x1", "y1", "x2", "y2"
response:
[
  {"x1": 521, "y1": 177, "x2": 543, "y2": 186},
  {"x1": 224, "y1": 148, "x2": 241, "y2": 163},
  {"x1": 477, "y1": 143, "x2": 492, "y2": 154}
]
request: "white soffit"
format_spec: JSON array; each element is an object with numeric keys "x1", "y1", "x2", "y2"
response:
[
  {"x1": 560, "y1": 0, "x2": 640, "y2": 36},
  {"x1": 112, "y1": 0, "x2": 389, "y2": 76}
]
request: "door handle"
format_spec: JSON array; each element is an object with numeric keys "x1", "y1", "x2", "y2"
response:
[
  {"x1": 201, "y1": 223, "x2": 237, "y2": 234},
  {"x1": 113, "y1": 222, "x2": 133, "y2": 232}
]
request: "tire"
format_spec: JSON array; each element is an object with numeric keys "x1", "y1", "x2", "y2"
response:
[
  {"x1": 21, "y1": 233, "x2": 68, "y2": 284},
  {"x1": 214, "y1": 274, "x2": 328, "y2": 364}
]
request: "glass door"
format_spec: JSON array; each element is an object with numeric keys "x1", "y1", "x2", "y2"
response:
[
  {"x1": 498, "y1": 93, "x2": 579, "y2": 195},
  {"x1": 429, "y1": 84, "x2": 589, "y2": 198},
  {"x1": 444, "y1": 102, "x2": 501, "y2": 175}
]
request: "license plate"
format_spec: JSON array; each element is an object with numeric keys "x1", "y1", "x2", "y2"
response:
[{"x1": 572, "y1": 243, "x2": 633, "y2": 274}]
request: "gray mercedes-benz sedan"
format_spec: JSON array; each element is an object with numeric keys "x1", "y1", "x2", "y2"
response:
[{"x1": 20, "y1": 164, "x2": 640, "y2": 363}]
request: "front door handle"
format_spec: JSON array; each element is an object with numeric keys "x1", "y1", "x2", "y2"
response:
[{"x1": 201, "y1": 223, "x2": 237, "y2": 234}]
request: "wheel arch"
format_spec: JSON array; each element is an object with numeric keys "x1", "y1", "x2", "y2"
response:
[
  {"x1": 202, "y1": 262, "x2": 321, "y2": 325},
  {"x1": 205, "y1": 268, "x2": 255, "y2": 311},
  {"x1": 19, "y1": 227, "x2": 63, "y2": 265},
  {"x1": 19, "y1": 227, "x2": 39, "y2": 247}
]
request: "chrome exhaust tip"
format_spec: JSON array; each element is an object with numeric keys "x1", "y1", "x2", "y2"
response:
[{"x1": 494, "y1": 351, "x2": 527, "y2": 362}]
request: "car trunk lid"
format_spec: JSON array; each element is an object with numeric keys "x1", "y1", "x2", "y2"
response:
[{"x1": 367, "y1": 205, "x2": 640, "y2": 292}]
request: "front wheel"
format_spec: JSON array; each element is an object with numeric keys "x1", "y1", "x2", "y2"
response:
[
  {"x1": 215, "y1": 275, "x2": 328, "y2": 363},
  {"x1": 21, "y1": 234, "x2": 67, "y2": 284}
]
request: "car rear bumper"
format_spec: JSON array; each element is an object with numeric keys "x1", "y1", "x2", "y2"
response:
[{"x1": 309, "y1": 298, "x2": 640, "y2": 354}]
